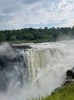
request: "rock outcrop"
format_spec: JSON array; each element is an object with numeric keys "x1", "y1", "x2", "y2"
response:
[{"x1": 64, "y1": 68, "x2": 74, "y2": 85}]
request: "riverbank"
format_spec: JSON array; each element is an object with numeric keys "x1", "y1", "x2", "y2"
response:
[{"x1": 40, "y1": 82, "x2": 74, "y2": 100}]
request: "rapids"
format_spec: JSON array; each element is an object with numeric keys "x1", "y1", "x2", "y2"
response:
[{"x1": 0, "y1": 40, "x2": 74, "y2": 100}]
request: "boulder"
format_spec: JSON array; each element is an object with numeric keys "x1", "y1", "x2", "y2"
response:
[
  {"x1": 66, "y1": 70, "x2": 73, "y2": 77},
  {"x1": 66, "y1": 69, "x2": 74, "y2": 79}
]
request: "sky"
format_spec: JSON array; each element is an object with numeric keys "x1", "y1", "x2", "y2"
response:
[{"x1": 0, "y1": 0, "x2": 74, "y2": 30}]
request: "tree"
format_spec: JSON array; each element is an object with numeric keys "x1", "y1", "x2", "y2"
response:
[{"x1": 0, "y1": 33, "x2": 6, "y2": 42}]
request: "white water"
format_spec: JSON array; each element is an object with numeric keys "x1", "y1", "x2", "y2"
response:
[{"x1": 0, "y1": 40, "x2": 74, "y2": 100}]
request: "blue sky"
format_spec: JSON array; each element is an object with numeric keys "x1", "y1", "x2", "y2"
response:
[{"x1": 0, "y1": 0, "x2": 74, "y2": 30}]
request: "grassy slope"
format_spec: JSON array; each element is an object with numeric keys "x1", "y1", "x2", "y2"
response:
[{"x1": 41, "y1": 82, "x2": 74, "y2": 100}]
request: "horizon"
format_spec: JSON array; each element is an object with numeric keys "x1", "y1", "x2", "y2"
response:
[{"x1": 0, "y1": 26, "x2": 74, "y2": 31}]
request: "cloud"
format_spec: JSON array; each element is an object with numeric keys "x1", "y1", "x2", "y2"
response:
[
  {"x1": 23, "y1": 0, "x2": 42, "y2": 4},
  {"x1": 0, "y1": 0, "x2": 74, "y2": 30}
]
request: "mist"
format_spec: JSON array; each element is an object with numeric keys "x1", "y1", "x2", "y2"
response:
[{"x1": 0, "y1": 40, "x2": 74, "y2": 100}]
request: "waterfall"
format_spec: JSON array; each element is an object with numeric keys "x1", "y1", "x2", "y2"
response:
[{"x1": 0, "y1": 40, "x2": 74, "y2": 100}]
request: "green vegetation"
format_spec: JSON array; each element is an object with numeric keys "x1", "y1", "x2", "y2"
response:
[
  {"x1": 40, "y1": 82, "x2": 74, "y2": 100},
  {"x1": 0, "y1": 26, "x2": 74, "y2": 43}
]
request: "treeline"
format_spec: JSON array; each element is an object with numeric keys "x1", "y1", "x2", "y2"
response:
[{"x1": 0, "y1": 26, "x2": 74, "y2": 43}]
